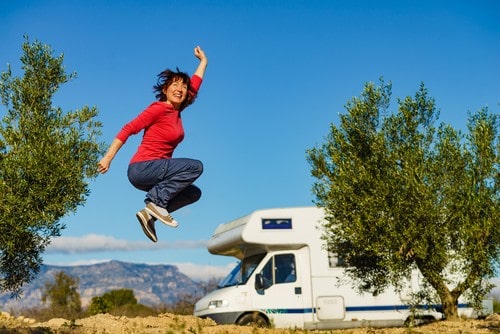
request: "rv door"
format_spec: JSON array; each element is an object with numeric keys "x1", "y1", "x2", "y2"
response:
[{"x1": 253, "y1": 251, "x2": 307, "y2": 328}]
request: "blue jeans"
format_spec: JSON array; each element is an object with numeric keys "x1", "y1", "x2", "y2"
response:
[{"x1": 127, "y1": 158, "x2": 203, "y2": 213}]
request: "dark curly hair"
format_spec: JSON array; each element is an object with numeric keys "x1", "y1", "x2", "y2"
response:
[{"x1": 153, "y1": 68, "x2": 196, "y2": 111}]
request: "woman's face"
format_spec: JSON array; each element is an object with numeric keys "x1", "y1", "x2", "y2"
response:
[{"x1": 164, "y1": 78, "x2": 188, "y2": 109}]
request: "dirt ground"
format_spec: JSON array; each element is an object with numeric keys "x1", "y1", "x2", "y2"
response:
[{"x1": 0, "y1": 312, "x2": 498, "y2": 334}]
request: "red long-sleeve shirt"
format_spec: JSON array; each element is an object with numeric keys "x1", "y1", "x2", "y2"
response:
[{"x1": 116, "y1": 75, "x2": 202, "y2": 164}]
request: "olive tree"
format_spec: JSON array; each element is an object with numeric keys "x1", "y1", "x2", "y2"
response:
[
  {"x1": 42, "y1": 271, "x2": 82, "y2": 318},
  {"x1": 88, "y1": 289, "x2": 137, "y2": 315},
  {"x1": 0, "y1": 37, "x2": 103, "y2": 295},
  {"x1": 307, "y1": 80, "x2": 499, "y2": 320}
]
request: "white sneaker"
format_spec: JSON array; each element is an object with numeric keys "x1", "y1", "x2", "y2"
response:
[
  {"x1": 136, "y1": 209, "x2": 158, "y2": 242},
  {"x1": 145, "y1": 202, "x2": 178, "y2": 228}
]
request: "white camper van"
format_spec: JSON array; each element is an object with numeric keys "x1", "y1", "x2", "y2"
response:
[{"x1": 194, "y1": 207, "x2": 473, "y2": 329}]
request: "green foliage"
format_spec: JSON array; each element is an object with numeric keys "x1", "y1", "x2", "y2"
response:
[
  {"x1": 41, "y1": 271, "x2": 82, "y2": 319},
  {"x1": 494, "y1": 298, "x2": 500, "y2": 313},
  {"x1": 88, "y1": 296, "x2": 112, "y2": 315},
  {"x1": 307, "y1": 79, "x2": 499, "y2": 320},
  {"x1": 87, "y1": 288, "x2": 157, "y2": 317},
  {"x1": 0, "y1": 36, "x2": 104, "y2": 295},
  {"x1": 101, "y1": 288, "x2": 137, "y2": 308}
]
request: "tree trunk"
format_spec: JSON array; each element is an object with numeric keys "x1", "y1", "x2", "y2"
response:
[
  {"x1": 415, "y1": 260, "x2": 460, "y2": 321},
  {"x1": 440, "y1": 290, "x2": 459, "y2": 320}
]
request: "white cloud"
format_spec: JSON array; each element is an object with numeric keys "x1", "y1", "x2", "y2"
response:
[
  {"x1": 46, "y1": 234, "x2": 208, "y2": 254},
  {"x1": 52, "y1": 259, "x2": 113, "y2": 266}
]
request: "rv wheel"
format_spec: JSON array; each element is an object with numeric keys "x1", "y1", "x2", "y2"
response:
[{"x1": 237, "y1": 313, "x2": 268, "y2": 327}]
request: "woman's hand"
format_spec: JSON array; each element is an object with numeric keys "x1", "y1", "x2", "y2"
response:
[
  {"x1": 194, "y1": 46, "x2": 207, "y2": 63},
  {"x1": 97, "y1": 138, "x2": 124, "y2": 174},
  {"x1": 97, "y1": 156, "x2": 112, "y2": 174},
  {"x1": 193, "y1": 46, "x2": 208, "y2": 79}
]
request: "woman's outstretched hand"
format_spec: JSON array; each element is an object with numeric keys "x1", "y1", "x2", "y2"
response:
[
  {"x1": 193, "y1": 46, "x2": 208, "y2": 79},
  {"x1": 194, "y1": 46, "x2": 207, "y2": 63}
]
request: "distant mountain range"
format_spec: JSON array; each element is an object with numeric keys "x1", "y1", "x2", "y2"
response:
[
  {"x1": 2, "y1": 261, "x2": 497, "y2": 313},
  {"x1": 0, "y1": 261, "x2": 207, "y2": 311}
]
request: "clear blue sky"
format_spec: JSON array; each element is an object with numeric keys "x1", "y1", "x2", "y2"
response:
[{"x1": 1, "y1": 1, "x2": 499, "y2": 282}]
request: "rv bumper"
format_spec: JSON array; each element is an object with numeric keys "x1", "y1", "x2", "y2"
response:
[{"x1": 201, "y1": 312, "x2": 241, "y2": 325}]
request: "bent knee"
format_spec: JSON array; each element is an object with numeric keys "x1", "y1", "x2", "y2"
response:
[
  {"x1": 193, "y1": 159, "x2": 203, "y2": 175},
  {"x1": 191, "y1": 186, "x2": 202, "y2": 202}
]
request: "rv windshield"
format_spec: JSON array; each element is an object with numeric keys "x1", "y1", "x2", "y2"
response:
[{"x1": 218, "y1": 253, "x2": 266, "y2": 288}]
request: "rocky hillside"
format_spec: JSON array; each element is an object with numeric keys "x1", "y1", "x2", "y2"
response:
[{"x1": 0, "y1": 260, "x2": 205, "y2": 311}]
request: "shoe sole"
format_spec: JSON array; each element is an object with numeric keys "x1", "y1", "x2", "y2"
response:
[
  {"x1": 145, "y1": 204, "x2": 178, "y2": 228},
  {"x1": 136, "y1": 211, "x2": 158, "y2": 242}
]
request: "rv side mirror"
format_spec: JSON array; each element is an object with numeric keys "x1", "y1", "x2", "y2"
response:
[{"x1": 255, "y1": 273, "x2": 265, "y2": 290}]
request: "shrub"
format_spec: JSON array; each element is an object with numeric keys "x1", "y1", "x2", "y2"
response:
[{"x1": 493, "y1": 298, "x2": 500, "y2": 313}]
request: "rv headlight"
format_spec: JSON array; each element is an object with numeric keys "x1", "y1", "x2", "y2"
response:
[{"x1": 208, "y1": 299, "x2": 229, "y2": 309}]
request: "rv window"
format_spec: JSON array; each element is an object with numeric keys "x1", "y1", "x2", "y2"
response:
[
  {"x1": 259, "y1": 253, "x2": 297, "y2": 288},
  {"x1": 260, "y1": 258, "x2": 273, "y2": 289},
  {"x1": 275, "y1": 254, "x2": 296, "y2": 284},
  {"x1": 218, "y1": 253, "x2": 265, "y2": 288}
]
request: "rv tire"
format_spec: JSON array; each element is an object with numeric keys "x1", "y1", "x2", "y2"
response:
[{"x1": 236, "y1": 312, "x2": 268, "y2": 327}]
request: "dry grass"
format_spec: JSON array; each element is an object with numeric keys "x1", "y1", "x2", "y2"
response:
[{"x1": 0, "y1": 312, "x2": 498, "y2": 334}]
